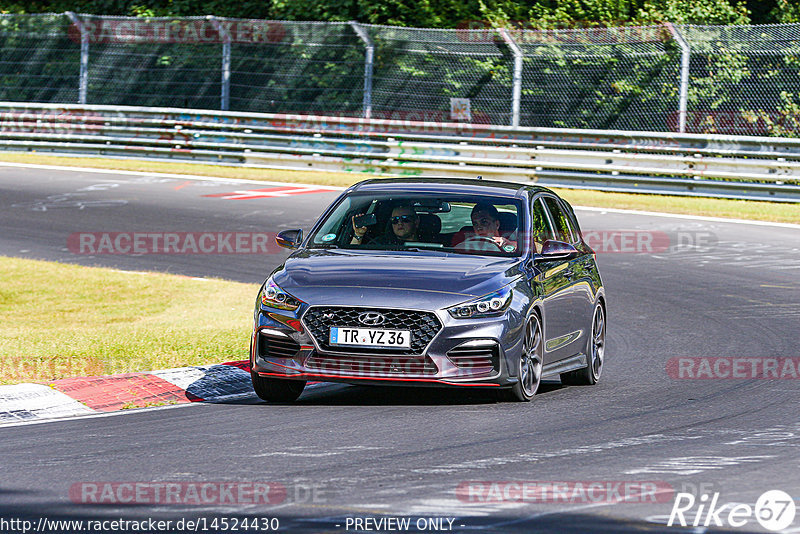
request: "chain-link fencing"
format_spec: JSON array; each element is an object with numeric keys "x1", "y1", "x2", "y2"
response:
[
  {"x1": 2, "y1": 13, "x2": 800, "y2": 135},
  {"x1": 0, "y1": 14, "x2": 80, "y2": 104},
  {"x1": 77, "y1": 15, "x2": 223, "y2": 110},
  {"x1": 512, "y1": 25, "x2": 681, "y2": 131},
  {"x1": 681, "y1": 24, "x2": 800, "y2": 136},
  {"x1": 364, "y1": 25, "x2": 515, "y2": 124}
]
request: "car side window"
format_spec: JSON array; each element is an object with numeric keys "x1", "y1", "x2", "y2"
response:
[
  {"x1": 561, "y1": 200, "x2": 583, "y2": 242},
  {"x1": 531, "y1": 198, "x2": 554, "y2": 253},
  {"x1": 542, "y1": 197, "x2": 577, "y2": 244}
]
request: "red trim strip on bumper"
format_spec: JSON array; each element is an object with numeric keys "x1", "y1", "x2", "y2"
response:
[{"x1": 256, "y1": 371, "x2": 501, "y2": 387}]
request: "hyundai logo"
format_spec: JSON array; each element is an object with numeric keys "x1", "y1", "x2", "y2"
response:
[{"x1": 358, "y1": 312, "x2": 386, "y2": 326}]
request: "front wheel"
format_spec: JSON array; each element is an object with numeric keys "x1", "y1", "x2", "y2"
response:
[
  {"x1": 561, "y1": 302, "x2": 605, "y2": 386},
  {"x1": 501, "y1": 313, "x2": 543, "y2": 402},
  {"x1": 251, "y1": 372, "x2": 306, "y2": 402}
]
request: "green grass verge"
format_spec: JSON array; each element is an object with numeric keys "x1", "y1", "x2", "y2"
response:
[
  {"x1": 550, "y1": 188, "x2": 800, "y2": 224},
  {"x1": 0, "y1": 152, "x2": 358, "y2": 187},
  {"x1": 0, "y1": 256, "x2": 258, "y2": 385},
  {"x1": 2, "y1": 152, "x2": 798, "y2": 224}
]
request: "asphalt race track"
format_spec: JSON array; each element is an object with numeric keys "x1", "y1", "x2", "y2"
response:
[{"x1": 1, "y1": 164, "x2": 799, "y2": 533}]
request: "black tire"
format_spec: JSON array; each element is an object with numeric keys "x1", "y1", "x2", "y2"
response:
[
  {"x1": 251, "y1": 372, "x2": 306, "y2": 402},
  {"x1": 561, "y1": 302, "x2": 605, "y2": 386},
  {"x1": 500, "y1": 313, "x2": 543, "y2": 402}
]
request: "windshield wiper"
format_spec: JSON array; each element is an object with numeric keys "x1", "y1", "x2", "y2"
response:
[{"x1": 380, "y1": 246, "x2": 450, "y2": 255}]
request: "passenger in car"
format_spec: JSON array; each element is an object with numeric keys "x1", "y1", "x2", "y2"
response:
[{"x1": 352, "y1": 204, "x2": 420, "y2": 245}]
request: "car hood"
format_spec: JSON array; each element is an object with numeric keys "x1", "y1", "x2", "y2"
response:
[{"x1": 271, "y1": 248, "x2": 522, "y2": 308}]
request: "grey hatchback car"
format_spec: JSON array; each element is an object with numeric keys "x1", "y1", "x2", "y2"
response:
[{"x1": 250, "y1": 178, "x2": 606, "y2": 402}]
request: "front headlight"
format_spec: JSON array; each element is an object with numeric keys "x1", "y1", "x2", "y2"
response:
[
  {"x1": 447, "y1": 286, "x2": 513, "y2": 319},
  {"x1": 260, "y1": 278, "x2": 304, "y2": 312}
]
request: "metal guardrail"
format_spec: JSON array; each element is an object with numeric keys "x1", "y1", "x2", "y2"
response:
[{"x1": 1, "y1": 102, "x2": 800, "y2": 202}]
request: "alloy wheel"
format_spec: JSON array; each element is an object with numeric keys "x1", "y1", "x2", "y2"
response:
[
  {"x1": 590, "y1": 304, "x2": 605, "y2": 381},
  {"x1": 519, "y1": 315, "x2": 543, "y2": 397}
]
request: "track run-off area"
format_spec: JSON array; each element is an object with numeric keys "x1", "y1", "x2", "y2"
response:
[{"x1": 1, "y1": 163, "x2": 799, "y2": 533}]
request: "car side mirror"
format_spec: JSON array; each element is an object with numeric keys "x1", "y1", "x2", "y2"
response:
[
  {"x1": 276, "y1": 229, "x2": 303, "y2": 250},
  {"x1": 537, "y1": 239, "x2": 578, "y2": 260}
]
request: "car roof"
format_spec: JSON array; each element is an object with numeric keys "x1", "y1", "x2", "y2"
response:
[{"x1": 348, "y1": 177, "x2": 554, "y2": 199}]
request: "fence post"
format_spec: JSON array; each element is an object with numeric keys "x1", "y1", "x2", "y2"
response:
[
  {"x1": 665, "y1": 22, "x2": 690, "y2": 133},
  {"x1": 350, "y1": 21, "x2": 374, "y2": 120},
  {"x1": 207, "y1": 16, "x2": 231, "y2": 111},
  {"x1": 65, "y1": 12, "x2": 89, "y2": 105},
  {"x1": 499, "y1": 28, "x2": 523, "y2": 128}
]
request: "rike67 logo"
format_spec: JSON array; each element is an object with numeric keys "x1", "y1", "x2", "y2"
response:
[{"x1": 668, "y1": 490, "x2": 796, "y2": 531}]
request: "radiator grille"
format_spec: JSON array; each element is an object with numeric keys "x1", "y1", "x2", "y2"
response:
[{"x1": 302, "y1": 306, "x2": 441, "y2": 355}]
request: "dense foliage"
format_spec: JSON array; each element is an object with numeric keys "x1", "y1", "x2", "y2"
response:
[{"x1": 0, "y1": 0, "x2": 791, "y2": 26}]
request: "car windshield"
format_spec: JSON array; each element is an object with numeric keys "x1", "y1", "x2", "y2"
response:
[{"x1": 308, "y1": 192, "x2": 523, "y2": 257}]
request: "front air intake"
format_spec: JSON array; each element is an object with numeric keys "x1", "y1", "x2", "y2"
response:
[
  {"x1": 259, "y1": 332, "x2": 301, "y2": 358},
  {"x1": 447, "y1": 340, "x2": 499, "y2": 376}
]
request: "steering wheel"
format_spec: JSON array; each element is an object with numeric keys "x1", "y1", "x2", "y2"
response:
[{"x1": 456, "y1": 235, "x2": 504, "y2": 251}]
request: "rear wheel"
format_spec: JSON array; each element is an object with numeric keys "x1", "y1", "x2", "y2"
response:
[
  {"x1": 561, "y1": 302, "x2": 605, "y2": 386},
  {"x1": 501, "y1": 313, "x2": 543, "y2": 402},
  {"x1": 251, "y1": 372, "x2": 306, "y2": 402}
]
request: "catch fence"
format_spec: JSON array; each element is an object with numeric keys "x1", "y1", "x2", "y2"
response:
[{"x1": 2, "y1": 15, "x2": 800, "y2": 135}]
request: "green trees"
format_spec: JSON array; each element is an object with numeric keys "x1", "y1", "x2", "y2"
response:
[
  {"x1": 3, "y1": 0, "x2": 793, "y2": 26},
  {"x1": 3, "y1": 0, "x2": 800, "y2": 134}
]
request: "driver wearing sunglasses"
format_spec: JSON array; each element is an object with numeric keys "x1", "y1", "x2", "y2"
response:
[{"x1": 351, "y1": 204, "x2": 419, "y2": 245}]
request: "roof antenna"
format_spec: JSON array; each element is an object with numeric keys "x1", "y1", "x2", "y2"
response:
[{"x1": 476, "y1": 175, "x2": 483, "y2": 180}]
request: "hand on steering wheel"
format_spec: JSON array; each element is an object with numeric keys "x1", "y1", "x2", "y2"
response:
[
  {"x1": 456, "y1": 235, "x2": 505, "y2": 251},
  {"x1": 468, "y1": 235, "x2": 504, "y2": 249}
]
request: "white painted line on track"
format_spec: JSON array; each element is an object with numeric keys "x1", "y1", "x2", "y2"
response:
[
  {"x1": 0, "y1": 391, "x2": 256, "y2": 429},
  {"x1": 408, "y1": 486, "x2": 678, "y2": 531},
  {"x1": 573, "y1": 205, "x2": 800, "y2": 229},
  {"x1": 0, "y1": 381, "x2": 330, "y2": 429},
  {"x1": 474, "y1": 485, "x2": 679, "y2": 531},
  {"x1": 2, "y1": 160, "x2": 796, "y2": 227},
  {"x1": 0, "y1": 161, "x2": 347, "y2": 190},
  {"x1": 0, "y1": 398, "x2": 200, "y2": 428}
]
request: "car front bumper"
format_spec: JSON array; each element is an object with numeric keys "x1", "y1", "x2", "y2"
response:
[{"x1": 250, "y1": 305, "x2": 522, "y2": 388}]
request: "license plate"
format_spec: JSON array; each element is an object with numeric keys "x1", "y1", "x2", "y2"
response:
[{"x1": 329, "y1": 327, "x2": 411, "y2": 348}]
